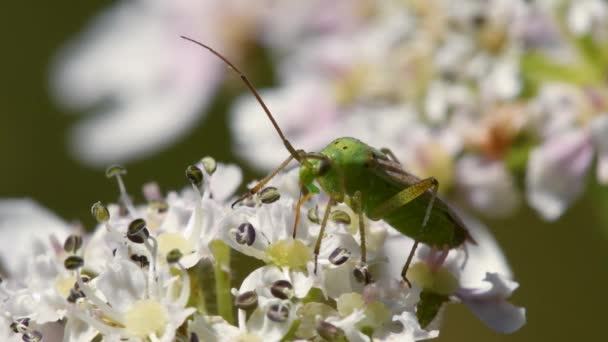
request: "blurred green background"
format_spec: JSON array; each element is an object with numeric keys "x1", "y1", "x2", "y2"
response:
[{"x1": 1, "y1": 2, "x2": 607, "y2": 341}]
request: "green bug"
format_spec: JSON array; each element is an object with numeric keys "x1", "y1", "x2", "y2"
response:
[{"x1": 181, "y1": 36, "x2": 475, "y2": 289}]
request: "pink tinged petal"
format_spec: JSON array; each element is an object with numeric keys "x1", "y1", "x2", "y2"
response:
[
  {"x1": 207, "y1": 163, "x2": 243, "y2": 203},
  {"x1": 0, "y1": 199, "x2": 70, "y2": 278},
  {"x1": 229, "y1": 79, "x2": 340, "y2": 171},
  {"x1": 51, "y1": 1, "x2": 224, "y2": 166},
  {"x1": 456, "y1": 156, "x2": 520, "y2": 218},
  {"x1": 590, "y1": 115, "x2": 608, "y2": 184},
  {"x1": 526, "y1": 129, "x2": 593, "y2": 220},
  {"x1": 455, "y1": 211, "x2": 512, "y2": 289},
  {"x1": 457, "y1": 273, "x2": 526, "y2": 334}
]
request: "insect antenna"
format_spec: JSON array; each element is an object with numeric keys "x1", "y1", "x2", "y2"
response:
[{"x1": 180, "y1": 36, "x2": 306, "y2": 165}]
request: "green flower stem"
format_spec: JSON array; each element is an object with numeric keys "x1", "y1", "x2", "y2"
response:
[
  {"x1": 188, "y1": 265, "x2": 207, "y2": 314},
  {"x1": 211, "y1": 239, "x2": 234, "y2": 324}
]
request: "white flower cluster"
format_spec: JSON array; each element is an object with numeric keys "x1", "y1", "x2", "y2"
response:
[
  {"x1": 53, "y1": 0, "x2": 608, "y2": 222},
  {"x1": 0, "y1": 161, "x2": 525, "y2": 341}
]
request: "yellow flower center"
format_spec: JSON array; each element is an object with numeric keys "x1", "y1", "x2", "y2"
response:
[
  {"x1": 266, "y1": 239, "x2": 312, "y2": 270},
  {"x1": 157, "y1": 232, "x2": 194, "y2": 258},
  {"x1": 124, "y1": 299, "x2": 169, "y2": 337},
  {"x1": 406, "y1": 262, "x2": 459, "y2": 295},
  {"x1": 55, "y1": 274, "x2": 76, "y2": 297}
]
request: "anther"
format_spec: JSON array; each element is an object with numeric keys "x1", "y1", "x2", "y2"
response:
[
  {"x1": 185, "y1": 165, "x2": 203, "y2": 188},
  {"x1": 307, "y1": 206, "x2": 320, "y2": 224},
  {"x1": 91, "y1": 201, "x2": 110, "y2": 223},
  {"x1": 105, "y1": 164, "x2": 136, "y2": 216},
  {"x1": 267, "y1": 303, "x2": 290, "y2": 322},
  {"x1": 67, "y1": 288, "x2": 85, "y2": 303},
  {"x1": 234, "y1": 223, "x2": 256, "y2": 246},
  {"x1": 190, "y1": 332, "x2": 200, "y2": 342},
  {"x1": 130, "y1": 254, "x2": 149, "y2": 268},
  {"x1": 64, "y1": 256, "x2": 84, "y2": 270},
  {"x1": 330, "y1": 210, "x2": 351, "y2": 224},
  {"x1": 328, "y1": 247, "x2": 350, "y2": 266},
  {"x1": 105, "y1": 165, "x2": 127, "y2": 178},
  {"x1": 316, "y1": 321, "x2": 345, "y2": 341},
  {"x1": 127, "y1": 218, "x2": 150, "y2": 244},
  {"x1": 23, "y1": 330, "x2": 43, "y2": 342},
  {"x1": 258, "y1": 186, "x2": 281, "y2": 204},
  {"x1": 234, "y1": 291, "x2": 258, "y2": 310},
  {"x1": 353, "y1": 264, "x2": 373, "y2": 284},
  {"x1": 10, "y1": 318, "x2": 29, "y2": 333},
  {"x1": 201, "y1": 156, "x2": 217, "y2": 176},
  {"x1": 166, "y1": 248, "x2": 183, "y2": 264},
  {"x1": 270, "y1": 280, "x2": 293, "y2": 300},
  {"x1": 63, "y1": 234, "x2": 83, "y2": 254}
]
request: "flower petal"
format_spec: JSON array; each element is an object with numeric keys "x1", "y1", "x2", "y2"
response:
[
  {"x1": 526, "y1": 129, "x2": 593, "y2": 220},
  {"x1": 458, "y1": 273, "x2": 526, "y2": 334}
]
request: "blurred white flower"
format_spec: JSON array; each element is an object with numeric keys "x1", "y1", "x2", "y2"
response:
[
  {"x1": 0, "y1": 199, "x2": 71, "y2": 277},
  {"x1": 456, "y1": 155, "x2": 520, "y2": 217},
  {"x1": 51, "y1": 0, "x2": 233, "y2": 166},
  {"x1": 567, "y1": 0, "x2": 608, "y2": 36},
  {"x1": 526, "y1": 129, "x2": 594, "y2": 220}
]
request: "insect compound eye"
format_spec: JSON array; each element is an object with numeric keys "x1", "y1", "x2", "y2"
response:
[{"x1": 317, "y1": 158, "x2": 331, "y2": 176}]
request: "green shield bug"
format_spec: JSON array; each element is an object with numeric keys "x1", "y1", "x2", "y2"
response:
[{"x1": 181, "y1": 36, "x2": 476, "y2": 289}]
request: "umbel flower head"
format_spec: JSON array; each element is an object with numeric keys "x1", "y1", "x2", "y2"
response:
[{"x1": 0, "y1": 158, "x2": 525, "y2": 341}]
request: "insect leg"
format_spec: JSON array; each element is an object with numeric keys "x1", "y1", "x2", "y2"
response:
[
  {"x1": 231, "y1": 154, "x2": 297, "y2": 208},
  {"x1": 351, "y1": 191, "x2": 366, "y2": 264},
  {"x1": 380, "y1": 148, "x2": 401, "y2": 164},
  {"x1": 313, "y1": 196, "x2": 337, "y2": 274},
  {"x1": 369, "y1": 177, "x2": 439, "y2": 286},
  {"x1": 292, "y1": 189, "x2": 314, "y2": 238}
]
